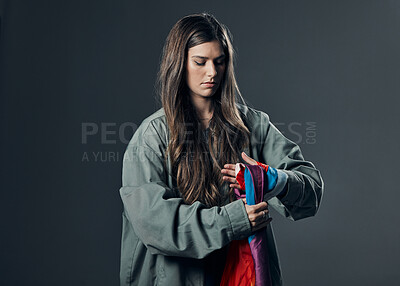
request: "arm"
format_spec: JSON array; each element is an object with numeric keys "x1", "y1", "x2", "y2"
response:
[
  {"x1": 259, "y1": 113, "x2": 324, "y2": 221},
  {"x1": 119, "y1": 141, "x2": 252, "y2": 259}
]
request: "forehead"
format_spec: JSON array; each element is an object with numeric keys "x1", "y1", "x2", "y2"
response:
[{"x1": 187, "y1": 40, "x2": 224, "y2": 57}]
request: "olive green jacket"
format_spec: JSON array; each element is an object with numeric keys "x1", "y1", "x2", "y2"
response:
[{"x1": 119, "y1": 104, "x2": 324, "y2": 286}]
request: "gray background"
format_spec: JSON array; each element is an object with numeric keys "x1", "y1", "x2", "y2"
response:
[{"x1": 1, "y1": 0, "x2": 399, "y2": 285}]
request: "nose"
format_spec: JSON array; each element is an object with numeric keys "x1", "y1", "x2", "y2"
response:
[{"x1": 206, "y1": 61, "x2": 217, "y2": 77}]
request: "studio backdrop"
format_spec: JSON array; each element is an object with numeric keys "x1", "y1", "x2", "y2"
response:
[{"x1": 1, "y1": 0, "x2": 399, "y2": 285}]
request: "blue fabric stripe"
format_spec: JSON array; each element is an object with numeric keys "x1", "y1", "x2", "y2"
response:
[
  {"x1": 266, "y1": 167, "x2": 278, "y2": 191},
  {"x1": 244, "y1": 167, "x2": 256, "y2": 243}
]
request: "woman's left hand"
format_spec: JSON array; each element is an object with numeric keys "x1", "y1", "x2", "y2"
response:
[{"x1": 221, "y1": 152, "x2": 257, "y2": 189}]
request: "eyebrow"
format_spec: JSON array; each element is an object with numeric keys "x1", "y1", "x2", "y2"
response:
[{"x1": 191, "y1": 54, "x2": 226, "y2": 60}]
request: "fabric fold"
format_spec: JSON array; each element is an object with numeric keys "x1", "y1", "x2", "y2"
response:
[{"x1": 220, "y1": 163, "x2": 273, "y2": 286}]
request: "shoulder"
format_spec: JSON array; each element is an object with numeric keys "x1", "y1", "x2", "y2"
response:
[
  {"x1": 236, "y1": 103, "x2": 270, "y2": 124},
  {"x1": 128, "y1": 107, "x2": 168, "y2": 157},
  {"x1": 236, "y1": 103, "x2": 271, "y2": 136}
]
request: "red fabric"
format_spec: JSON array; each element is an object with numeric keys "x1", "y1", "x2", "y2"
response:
[
  {"x1": 220, "y1": 239, "x2": 256, "y2": 286},
  {"x1": 256, "y1": 161, "x2": 269, "y2": 173},
  {"x1": 236, "y1": 164, "x2": 246, "y2": 190}
]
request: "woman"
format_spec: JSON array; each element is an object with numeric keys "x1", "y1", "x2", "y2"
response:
[{"x1": 119, "y1": 12, "x2": 323, "y2": 286}]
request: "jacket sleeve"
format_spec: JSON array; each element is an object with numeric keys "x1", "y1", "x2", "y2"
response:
[
  {"x1": 119, "y1": 139, "x2": 252, "y2": 259},
  {"x1": 258, "y1": 113, "x2": 324, "y2": 221}
]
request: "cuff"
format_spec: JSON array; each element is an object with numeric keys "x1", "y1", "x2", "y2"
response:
[
  {"x1": 223, "y1": 199, "x2": 252, "y2": 240},
  {"x1": 263, "y1": 169, "x2": 288, "y2": 201},
  {"x1": 275, "y1": 170, "x2": 302, "y2": 205}
]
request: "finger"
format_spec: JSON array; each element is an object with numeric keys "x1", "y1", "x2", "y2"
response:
[
  {"x1": 252, "y1": 217, "x2": 273, "y2": 232},
  {"x1": 222, "y1": 176, "x2": 237, "y2": 184},
  {"x1": 252, "y1": 201, "x2": 269, "y2": 212},
  {"x1": 229, "y1": 183, "x2": 241, "y2": 189},
  {"x1": 221, "y1": 169, "x2": 236, "y2": 177},
  {"x1": 223, "y1": 164, "x2": 236, "y2": 170},
  {"x1": 241, "y1": 152, "x2": 258, "y2": 165},
  {"x1": 258, "y1": 209, "x2": 269, "y2": 221},
  {"x1": 258, "y1": 217, "x2": 273, "y2": 228},
  {"x1": 252, "y1": 210, "x2": 265, "y2": 222},
  {"x1": 245, "y1": 206, "x2": 267, "y2": 222}
]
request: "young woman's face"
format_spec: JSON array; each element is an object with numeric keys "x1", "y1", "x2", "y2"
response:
[{"x1": 185, "y1": 40, "x2": 226, "y2": 100}]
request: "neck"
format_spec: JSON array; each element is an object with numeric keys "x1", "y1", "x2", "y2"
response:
[{"x1": 190, "y1": 96, "x2": 214, "y2": 119}]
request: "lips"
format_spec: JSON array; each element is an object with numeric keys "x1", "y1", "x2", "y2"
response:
[
  {"x1": 202, "y1": 82, "x2": 217, "y2": 87},
  {"x1": 202, "y1": 81, "x2": 217, "y2": 86}
]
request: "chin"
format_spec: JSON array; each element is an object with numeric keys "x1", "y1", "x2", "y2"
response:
[
  {"x1": 206, "y1": 88, "x2": 220, "y2": 97},
  {"x1": 203, "y1": 92, "x2": 216, "y2": 98},
  {"x1": 196, "y1": 90, "x2": 214, "y2": 97}
]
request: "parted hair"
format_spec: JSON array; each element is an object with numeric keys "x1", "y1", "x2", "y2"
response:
[{"x1": 156, "y1": 12, "x2": 250, "y2": 207}]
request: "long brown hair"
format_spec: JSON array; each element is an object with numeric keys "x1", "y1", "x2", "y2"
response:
[{"x1": 156, "y1": 12, "x2": 250, "y2": 207}]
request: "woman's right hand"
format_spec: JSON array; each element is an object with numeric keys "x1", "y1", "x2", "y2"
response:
[{"x1": 242, "y1": 199, "x2": 272, "y2": 232}]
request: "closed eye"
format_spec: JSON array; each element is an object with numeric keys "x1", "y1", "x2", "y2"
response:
[{"x1": 195, "y1": 61, "x2": 225, "y2": 66}]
